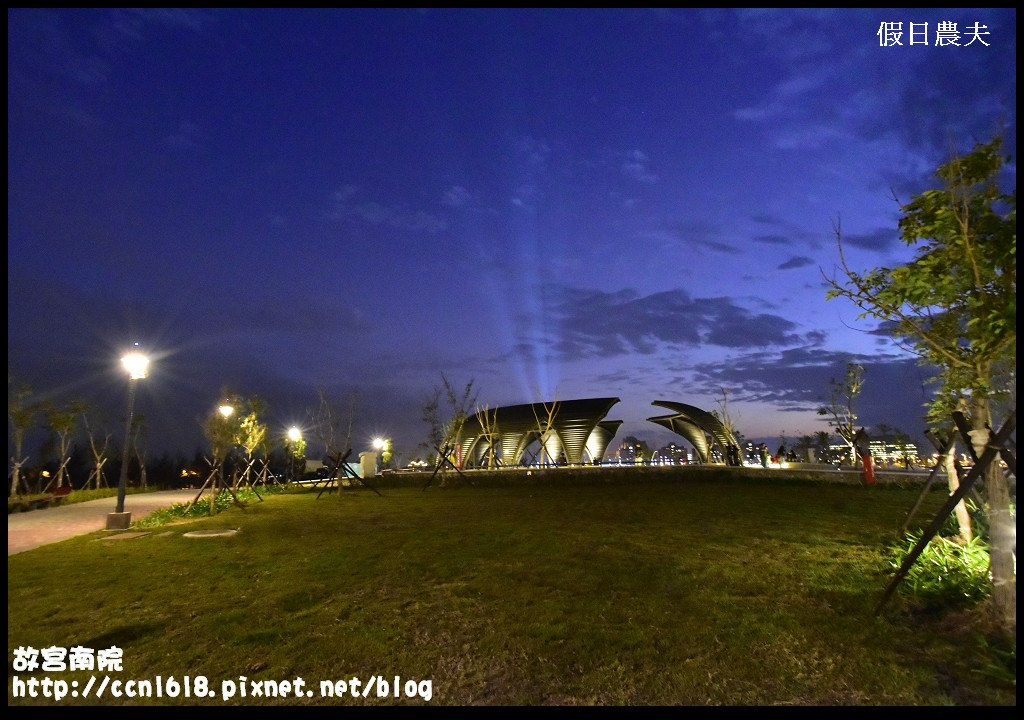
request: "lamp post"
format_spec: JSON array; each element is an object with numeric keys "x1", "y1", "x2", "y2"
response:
[
  {"x1": 218, "y1": 402, "x2": 236, "y2": 486},
  {"x1": 373, "y1": 437, "x2": 391, "y2": 471},
  {"x1": 286, "y1": 426, "x2": 302, "y2": 483},
  {"x1": 106, "y1": 345, "x2": 149, "y2": 529}
]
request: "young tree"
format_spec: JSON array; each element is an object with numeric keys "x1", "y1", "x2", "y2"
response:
[
  {"x1": 131, "y1": 414, "x2": 148, "y2": 489},
  {"x1": 824, "y1": 137, "x2": 1015, "y2": 633},
  {"x1": 44, "y1": 400, "x2": 86, "y2": 490},
  {"x1": 531, "y1": 395, "x2": 561, "y2": 466},
  {"x1": 421, "y1": 374, "x2": 477, "y2": 469},
  {"x1": 712, "y1": 386, "x2": 741, "y2": 436},
  {"x1": 476, "y1": 404, "x2": 501, "y2": 469},
  {"x1": 237, "y1": 396, "x2": 268, "y2": 489},
  {"x1": 817, "y1": 362, "x2": 865, "y2": 466},
  {"x1": 81, "y1": 409, "x2": 111, "y2": 490},
  {"x1": 8, "y1": 379, "x2": 39, "y2": 497},
  {"x1": 307, "y1": 387, "x2": 358, "y2": 493},
  {"x1": 309, "y1": 387, "x2": 359, "y2": 460},
  {"x1": 192, "y1": 389, "x2": 245, "y2": 514}
]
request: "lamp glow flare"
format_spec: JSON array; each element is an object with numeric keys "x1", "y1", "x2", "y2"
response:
[{"x1": 121, "y1": 351, "x2": 150, "y2": 380}]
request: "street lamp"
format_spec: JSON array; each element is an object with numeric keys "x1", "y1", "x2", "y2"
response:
[
  {"x1": 107, "y1": 344, "x2": 149, "y2": 529},
  {"x1": 219, "y1": 402, "x2": 235, "y2": 419},
  {"x1": 286, "y1": 426, "x2": 303, "y2": 483},
  {"x1": 373, "y1": 437, "x2": 391, "y2": 470}
]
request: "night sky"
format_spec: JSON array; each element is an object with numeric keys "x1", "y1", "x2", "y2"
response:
[{"x1": 7, "y1": 8, "x2": 1017, "y2": 462}]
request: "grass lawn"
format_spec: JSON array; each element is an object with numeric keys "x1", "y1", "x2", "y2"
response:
[{"x1": 7, "y1": 477, "x2": 1016, "y2": 705}]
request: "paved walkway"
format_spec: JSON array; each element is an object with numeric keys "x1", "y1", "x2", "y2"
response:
[{"x1": 8, "y1": 490, "x2": 201, "y2": 556}]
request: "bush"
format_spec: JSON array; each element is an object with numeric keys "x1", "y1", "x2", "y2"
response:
[
  {"x1": 885, "y1": 531, "x2": 991, "y2": 609},
  {"x1": 132, "y1": 484, "x2": 290, "y2": 528}
]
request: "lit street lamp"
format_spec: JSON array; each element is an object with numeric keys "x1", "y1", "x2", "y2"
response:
[
  {"x1": 107, "y1": 344, "x2": 149, "y2": 529},
  {"x1": 372, "y1": 437, "x2": 391, "y2": 470},
  {"x1": 286, "y1": 426, "x2": 303, "y2": 483}
]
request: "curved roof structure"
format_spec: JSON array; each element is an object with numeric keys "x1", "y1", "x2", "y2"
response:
[
  {"x1": 458, "y1": 398, "x2": 621, "y2": 467},
  {"x1": 647, "y1": 400, "x2": 740, "y2": 464}
]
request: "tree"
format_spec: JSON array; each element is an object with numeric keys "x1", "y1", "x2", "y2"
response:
[
  {"x1": 823, "y1": 137, "x2": 1015, "y2": 633},
  {"x1": 131, "y1": 414, "x2": 148, "y2": 489},
  {"x1": 81, "y1": 408, "x2": 111, "y2": 490},
  {"x1": 44, "y1": 400, "x2": 86, "y2": 490},
  {"x1": 8, "y1": 379, "x2": 40, "y2": 497},
  {"x1": 237, "y1": 396, "x2": 268, "y2": 489},
  {"x1": 817, "y1": 362, "x2": 865, "y2": 466},
  {"x1": 476, "y1": 404, "x2": 501, "y2": 469},
  {"x1": 531, "y1": 394, "x2": 561, "y2": 466},
  {"x1": 204, "y1": 390, "x2": 242, "y2": 465},
  {"x1": 421, "y1": 374, "x2": 477, "y2": 469},
  {"x1": 309, "y1": 387, "x2": 358, "y2": 461},
  {"x1": 712, "y1": 386, "x2": 740, "y2": 436},
  {"x1": 307, "y1": 387, "x2": 359, "y2": 494}
]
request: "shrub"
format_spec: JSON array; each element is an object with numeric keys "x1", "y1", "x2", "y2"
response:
[{"x1": 885, "y1": 531, "x2": 991, "y2": 609}]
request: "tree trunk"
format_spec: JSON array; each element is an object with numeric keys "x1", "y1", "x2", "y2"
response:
[
  {"x1": 972, "y1": 400, "x2": 1015, "y2": 635},
  {"x1": 943, "y1": 442, "x2": 973, "y2": 544},
  {"x1": 10, "y1": 432, "x2": 25, "y2": 496},
  {"x1": 10, "y1": 460, "x2": 23, "y2": 496}
]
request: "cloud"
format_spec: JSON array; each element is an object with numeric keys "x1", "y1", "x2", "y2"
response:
[
  {"x1": 441, "y1": 185, "x2": 472, "y2": 207},
  {"x1": 684, "y1": 345, "x2": 939, "y2": 440},
  {"x1": 522, "y1": 285, "x2": 816, "y2": 361},
  {"x1": 326, "y1": 186, "x2": 448, "y2": 233},
  {"x1": 622, "y1": 149, "x2": 659, "y2": 183},
  {"x1": 754, "y1": 235, "x2": 795, "y2": 247},
  {"x1": 667, "y1": 222, "x2": 740, "y2": 254},
  {"x1": 728, "y1": 7, "x2": 1015, "y2": 189},
  {"x1": 516, "y1": 136, "x2": 550, "y2": 168},
  {"x1": 777, "y1": 256, "x2": 814, "y2": 270},
  {"x1": 843, "y1": 227, "x2": 898, "y2": 251}
]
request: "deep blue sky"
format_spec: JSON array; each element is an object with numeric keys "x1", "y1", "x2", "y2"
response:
[{"x1": 8, "y1": 8, "x2": 1017, "y2": 461}]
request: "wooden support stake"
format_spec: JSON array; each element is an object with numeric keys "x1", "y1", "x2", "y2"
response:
[{"x1": 876, "y1": 412, "x2": 1016, "y2": 614}]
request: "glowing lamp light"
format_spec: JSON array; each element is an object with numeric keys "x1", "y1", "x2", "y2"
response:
[
  {"x1": 121, "y1": 351, "x2": 150, "y2": 380},
  {"x1": 218, "y1": 403, "x2": 235, "y2": 419},
  {"x1": 373, "y1": 438, "x2": 385, "y2": 451},
  {"x1": 287, "y1": 426, "x2": 302, "y2": 442}
]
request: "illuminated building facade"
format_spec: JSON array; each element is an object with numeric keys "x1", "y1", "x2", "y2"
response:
[
  {"x1": 646, "y1": 400, "x2": 741, "y2": 465},
  {"x1": 458, "y1": 397, "x2": 622, "y2": 467}
]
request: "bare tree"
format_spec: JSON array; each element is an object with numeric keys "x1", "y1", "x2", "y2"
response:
[
  {"x1": 82, "y1": 410, "x2": 111, "y2": 490},
  {"x1": 476, "y1": 404, "x2": 501, "y2": 469},
  {"x1": 308, "y1": 387, "x2": 359, "y2": 493},
  {"x1": 531, "y1": 394, "x2": 561, "y2": 466},
  {"x1": 421, "y1": 374, "x2": 477, "y2": 465},
  {"x1": 713, "y1": 387, "x2": 740, "y2": 436}
]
